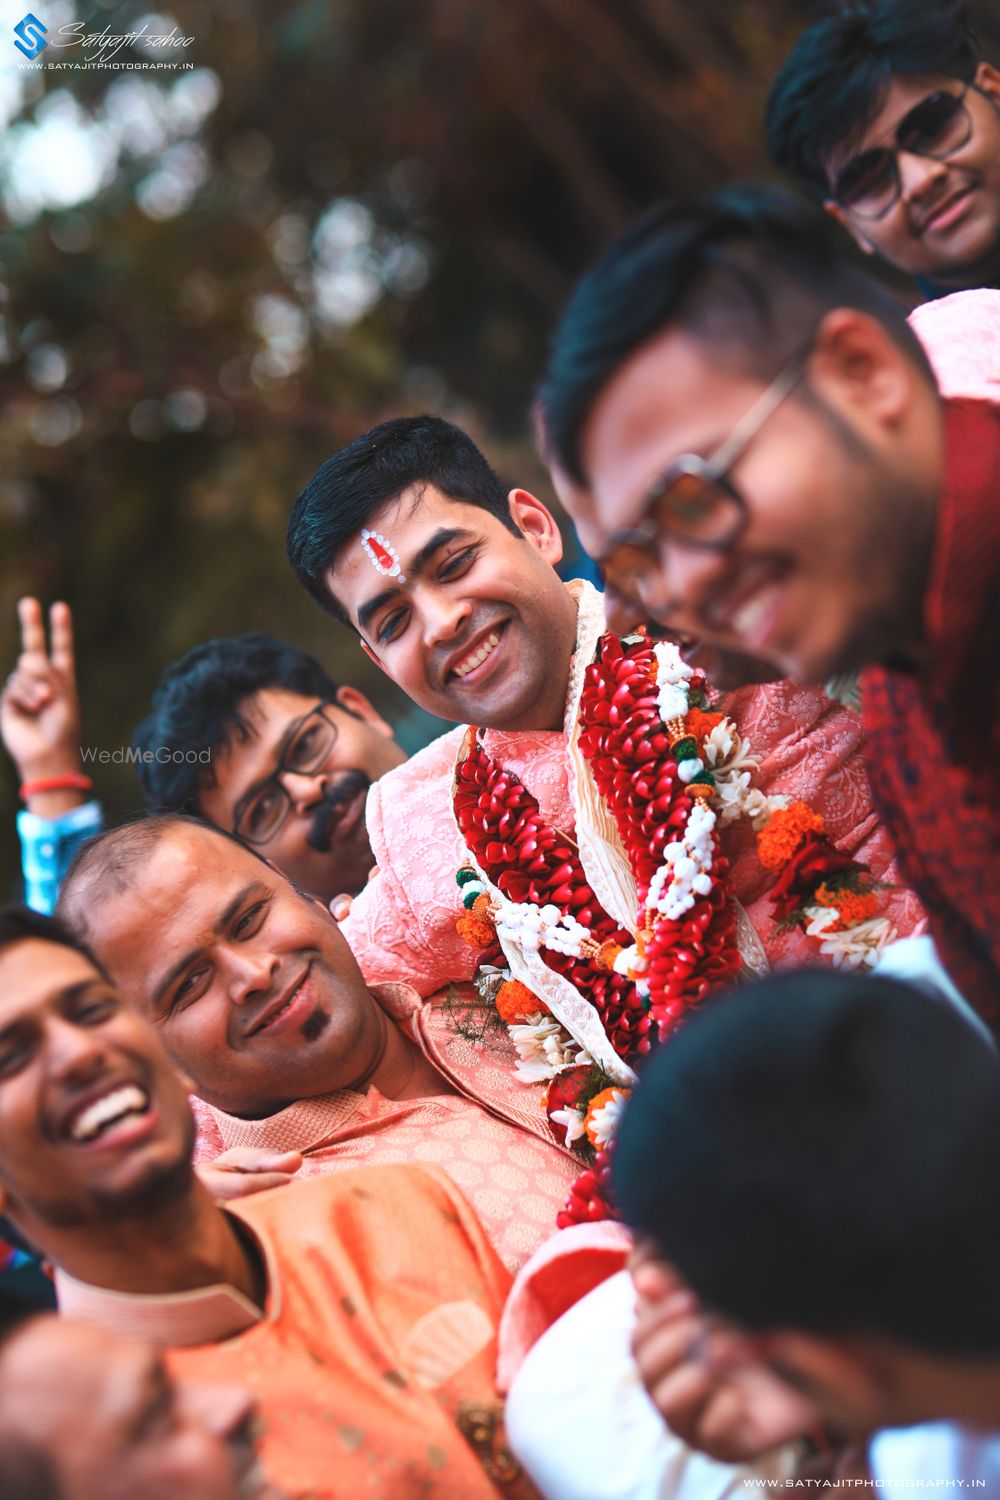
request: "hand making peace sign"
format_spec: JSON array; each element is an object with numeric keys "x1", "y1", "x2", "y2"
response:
[{"x1": 1, "y1": 597, "x2": 85, "y2": 811}]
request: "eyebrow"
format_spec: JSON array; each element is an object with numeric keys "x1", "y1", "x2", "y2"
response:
[
  {"x1": 0, "y1": 980, "x2": 105, "y2": 1046},
  {"x1": 356, "y1": 527, "x2": 474, "y2": 635},
  {"x1": 230, "y1": 707, "x2": 314, "y2": 830},
  {"x1": 151, "y1": 882, "x2": 268, "y2": 1012}
]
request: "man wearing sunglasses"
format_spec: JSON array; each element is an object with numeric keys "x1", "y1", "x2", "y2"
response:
[
  {"x1": 538, "y1": 184, "x2": 1000, "y2": 1027},
  {"x1": 767, "y1": 0, "x2": 1000, "y2": 296}
]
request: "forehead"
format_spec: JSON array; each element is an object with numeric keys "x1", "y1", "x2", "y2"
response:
[
  {"x1": 93, "y1": 828, "x2": 270, "y2": 958},
  {"x1": 0, "y1": 939, "x2": 102, "y2": 1024},
  {"x1": 235, "y1": 686, "x2": 322, "y2": 736},
  {"x1": 327, "y1": 483, "x2": 497, "y2": 624}
]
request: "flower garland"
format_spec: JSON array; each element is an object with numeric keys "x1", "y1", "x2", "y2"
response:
[{"x1": 453, "y1": 630, "x2": 895, "y2": 1226}]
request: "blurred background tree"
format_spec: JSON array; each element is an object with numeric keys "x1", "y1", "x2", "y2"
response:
[{"x1": 1, "y1": 0, "x2": 998, "y2": 895}]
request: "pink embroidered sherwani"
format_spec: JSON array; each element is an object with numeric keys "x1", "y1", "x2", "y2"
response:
[
  {"x1": 192, "y1": 982, "x2": 579, "y2": 1273},
  {"x1": 342, "y1": 595, "x2": 922, "y2": 994}
]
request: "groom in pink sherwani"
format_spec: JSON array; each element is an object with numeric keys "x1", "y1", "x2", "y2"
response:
[{"x1": 286, "y1": 416, "x2": 921, "y2": 999}]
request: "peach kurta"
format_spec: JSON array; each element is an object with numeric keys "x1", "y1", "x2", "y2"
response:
[
  {"x1": 61, "y1": 1166, "x2": 540, "y2": 1500},
  {"x1": 192, "y1": 981, "x2": 579, "y2": 1272}
]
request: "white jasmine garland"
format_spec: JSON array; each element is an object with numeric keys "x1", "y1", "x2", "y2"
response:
[
  {"x1": 653, "y1": 641, "x2": 694, "y2": 724},
  {"x1": 647, "y1": 801, "x2": 717, "y2": 920},
  {"x1": 493, "y1": 896, "x2": 591, "y2": 959},
  {"x1": 612, "y1": 942, "x2": 650, "y2": 997}
]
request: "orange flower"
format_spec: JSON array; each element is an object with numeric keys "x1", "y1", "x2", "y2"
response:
[
  {"x1": 815, "y1": 885, "x2": 880, "y2": 931},
  {"x1": 757, "y1": 801, "x2": 825, "y2": 872},
  {"x1": 684, "y1": 707, "x2": 724, "y2": 744},
  {"x1": 457, "y1": 913, "x2": 497, "y2": 950},
  {"x1": 584, "y1": 1087, "x2": 631, "y2": 1148},
  {"x1": 496, "y1": 979, "x2": 548, "y2": 1023}
]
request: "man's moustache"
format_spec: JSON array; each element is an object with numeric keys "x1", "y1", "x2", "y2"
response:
[{"x1": 307, "y1": 771, "x2": 371, "y2": 852}]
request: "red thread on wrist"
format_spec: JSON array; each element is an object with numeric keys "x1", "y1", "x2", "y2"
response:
[{"x1": 19, "y1": 773, "x2": 94, "y2": 800}]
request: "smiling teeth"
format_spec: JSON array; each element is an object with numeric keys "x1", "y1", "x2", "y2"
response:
[
  {"x1": 255, "y1": 982, "x2": 303, "y2": 1034},
  {"x1": 454, "y1": 632, "x2": 500, "y2": 678},
  {"x1": 71, "y1": 1084, "x2": 149, "y2": 1142},
  {"x1": 731, "y1": 586, "x2": 778, "y2": 640}
]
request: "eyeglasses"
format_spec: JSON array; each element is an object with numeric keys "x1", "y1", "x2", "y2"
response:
[
  {"x1": 831, "y1": 87, "x2": 973, "y2": 220},
  {"x1": 234, "y1": 702, "x2": 339, "y2": 846},
  {"x1": 597, "y1": 356, "x2": 806, "y2": 605}
]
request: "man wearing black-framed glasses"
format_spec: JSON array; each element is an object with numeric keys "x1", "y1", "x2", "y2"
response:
[
  {"x1": 767, "y1": 0, "x2": 1000, "y2": 296},
  {"x1": 539, "y1": 184, "x2": 1000, "y2": 1029},
  {"x1": 133, "y1": 636, "x2": 407, "y2": 907}
]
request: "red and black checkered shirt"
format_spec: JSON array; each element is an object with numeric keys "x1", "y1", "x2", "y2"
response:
[{"x1": 862, "y1": 400, "x2": 1000, "y2": 1025}]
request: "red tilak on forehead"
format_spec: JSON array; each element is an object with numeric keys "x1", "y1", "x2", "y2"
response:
[{"x1": 360, "y1": 528, "x2": 406, "y2": 582}]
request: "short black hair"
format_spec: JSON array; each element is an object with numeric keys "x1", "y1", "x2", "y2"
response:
[
  {"x1": 538, "y1": 184, "x2": 933, "y2": 484},
  {"x1": 286, "y1": 414, "x2": 519, "y2": 624},
  {"x1": 0, "y1": 906, "x2": 108, "y2": 982},
  {"x1": 131, "y1": 633, "x2": 338, "y2": 814},
  {"x1": 614, "y1": 970, "x2": 1000, "y2": 1354},
  {"x1": 767, "y1": 0, "x2": 979, "y2": 197}
]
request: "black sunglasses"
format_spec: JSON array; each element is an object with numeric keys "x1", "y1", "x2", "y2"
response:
[{"x1": 831, "y1": 87, "x2": 972, "y2": 220}]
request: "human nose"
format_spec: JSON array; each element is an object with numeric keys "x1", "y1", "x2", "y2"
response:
[
  {"x1": 280, "y1": 768, "x2": 326, "y2": 815},
  {"x1": 420, "y1": 586, "x2": 472, "y2": 647},
  {"x1": 46, "y1": 1016, "x2": 108, "y2": 1082},
  {"x1": 223, "y1": 945, "x2": 278, "y2": 1006},
  {"x1": 898, "y1": 148, "x2": 948, "y2": 204},
  {"x1": 640, "y1": 540, "x2": 722, "y2": 634}
]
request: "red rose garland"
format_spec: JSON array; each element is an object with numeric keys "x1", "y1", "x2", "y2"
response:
[
  {"x1": 454, "y1": 739, "x2": 653, "y2": 1062},
  {"x1": 577, "y1": 633, "x2": 742, "y2": 1042}
]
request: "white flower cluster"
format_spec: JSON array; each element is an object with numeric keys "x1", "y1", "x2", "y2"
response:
[
  {"x1": 698, "y1": 718, "x2": 786, "y2": 827},
  {"x1": 653, "y1": 640, "x2": 694, "y2": 723},
  {"x1": 549, "y1": 1104, "x2": 588, "y2": 1145},
  {"x1": 803, "y1": 908, "x2": 897, "y2": 970},
  {"x1": 508, "y1": 1014, "x2": 593, "y2": 1084},
  {"x1": 494, "y1": 897, "x2": 591, "y2": 958},
  {"x1": 648, "y1": 801, "x2": 717, "y2": 920},
  {"x1": 586, "y1": 1089, "x2": 630, "y2": 1150}
]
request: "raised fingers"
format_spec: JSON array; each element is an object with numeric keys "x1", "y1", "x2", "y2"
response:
[
  {"x1": 17, "y1": 596, "x2": 47, "y2": 660},
  {"x1": 48, "y1": 601, "x2": 75, "y2": 677}
]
